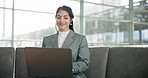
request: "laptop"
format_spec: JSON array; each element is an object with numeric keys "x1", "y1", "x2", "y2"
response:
[{"x1": 24, "y1": 47, "x2": 72, "y2": 78}]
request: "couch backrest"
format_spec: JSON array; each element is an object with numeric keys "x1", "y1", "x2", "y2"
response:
[
  {"x1": 0, "y1": 47, "x2": 14, "y2": 78},
  {"x1": 106, "y1": 47, "x2": 148, "y2": 78},
  {"x1": 15, "y1": 48, "x2": 34, "y2": 78},
  {"x1": 84, "y1": 47, "x2": 109, "y2": 78}
]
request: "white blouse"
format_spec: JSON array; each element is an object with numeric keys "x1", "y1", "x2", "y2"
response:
[{"x1": 58, "y1": 30, "x2": 70, "y2": 48}]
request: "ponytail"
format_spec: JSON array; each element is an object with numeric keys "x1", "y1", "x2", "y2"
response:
[{"x1": 69, "y1": 21, "x2": 74, "y2": 32}]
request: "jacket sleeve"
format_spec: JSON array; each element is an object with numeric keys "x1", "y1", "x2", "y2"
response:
[{"x1": 73, "y1": 36, "x2": 90, "y2": 73}]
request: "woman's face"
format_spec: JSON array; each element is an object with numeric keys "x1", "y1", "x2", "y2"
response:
[{"x1": 56, "y1": 9, "x2": 71, "y2": 32}]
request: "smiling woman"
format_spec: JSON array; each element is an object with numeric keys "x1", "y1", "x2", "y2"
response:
[{"x1": 42, "y1": 5, "x2": 90, "y2": 78}]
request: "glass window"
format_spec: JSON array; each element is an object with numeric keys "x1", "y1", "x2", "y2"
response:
[
  {"x1": 14, "y1": 11, "x2": 55, "y2": 47},
  {"x1": 14, "y1": 11, "x2": 54, "y2": 35},
  {"x1": 133, "y1": 0, "x2": 148, "y2": 44},
  {"x1": 84, "y1": 0, "x2": 101, "y2": 3},
  {"x1": 0, "y1": 9, "x2": 3, "y2": 39},
  {"x1": 121, "y1": 0, "x2": 129, "y2": 6},
  {"x1": 1, "y1": 0, "x2": 148, "y2": 47},
  {"x1": 15, "y1": 0, "x2": 80, "y2": 15},
  {"x1": 6, "y1": 0, "x2": 13, "y2": 8},
  {"x1": 0, "y1": 0, "x2": 3, "y2": 7},
  {"x1": 0, "y1": 0, "x2": 13, "y2": 8},
  {"x1": 0, "y1": 9, "x2": 12, "y2": 47},
  {"x1": 84, "y1": 0, "x2": 131, "y2": 46}
]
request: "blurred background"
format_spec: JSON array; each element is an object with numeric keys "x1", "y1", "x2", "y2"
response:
[{"x1": 0, "y1": 0, "x2": 148, "y2": 47}]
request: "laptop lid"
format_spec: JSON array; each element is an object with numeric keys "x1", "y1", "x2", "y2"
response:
[{"x1": 25, "y1": 47, "x2": 72, "y2": 78}]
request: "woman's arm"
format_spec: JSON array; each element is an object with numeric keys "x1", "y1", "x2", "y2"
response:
[{"x1": 73, "y1": 36, "x2": 90, "y2": 73}]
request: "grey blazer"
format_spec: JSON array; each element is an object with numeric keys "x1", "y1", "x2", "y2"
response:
[{"x1": 42, "y1": 30, "x2": 90, "y2": 78}]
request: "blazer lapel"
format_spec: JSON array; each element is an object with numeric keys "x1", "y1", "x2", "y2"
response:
[
  {"x1": 50, "y1": 33, "x2": 59, "y2": 48},
  {"x1": 62, "y1": 30, "x2": 75, "y2": 48}
]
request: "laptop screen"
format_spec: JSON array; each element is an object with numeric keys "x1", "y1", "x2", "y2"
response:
[{"x1": 25, "y1": 47, "x2": 72, "y2": 78}]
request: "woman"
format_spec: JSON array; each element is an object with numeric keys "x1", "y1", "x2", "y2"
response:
[{"x1": 42, "y1": 5, "x2": 90, "y2": 78}]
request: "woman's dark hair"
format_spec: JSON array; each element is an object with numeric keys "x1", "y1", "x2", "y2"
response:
[{"x1": 55, "y1": 5, "x2": 74, "y2": 32}]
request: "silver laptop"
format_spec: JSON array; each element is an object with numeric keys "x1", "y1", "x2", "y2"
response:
[{"x1": 25, "y1": 47, "x2": 72, "y2": 78}]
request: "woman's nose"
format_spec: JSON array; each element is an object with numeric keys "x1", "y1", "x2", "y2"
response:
[{"x1": 59, "y1": 18, "x2": 64, "y2": 22}]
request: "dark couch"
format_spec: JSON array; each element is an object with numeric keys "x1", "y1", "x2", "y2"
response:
[{"x1": 1, "y1": 47, "x2": 148, "y2": 78}]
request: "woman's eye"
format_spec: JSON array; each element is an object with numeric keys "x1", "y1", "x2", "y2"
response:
[
  {"x1": 57, "y1": 17, "x2": 61, "y2": 19},
  {"x1": 64, "y1": 18, "x2": 68, "y2": 19}
]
